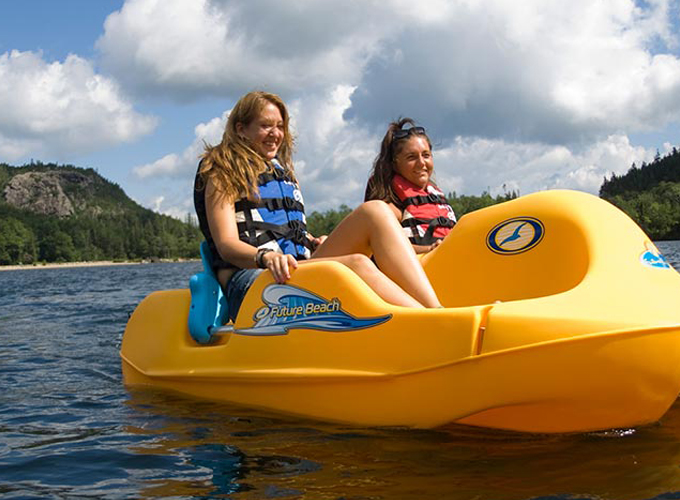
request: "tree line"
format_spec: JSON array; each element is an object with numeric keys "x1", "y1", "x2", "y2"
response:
[
  {"x1": 1, "y1": 188, "x2": 518, "y2": 266},
  {"x1": 2, "y1": 148, "x2": 678, "y2": 266},
  {"x1": 600, "y1": 148, "x2": 680, "y2": 240},
  {"x1": 0, "y1": 203, "x2": 202, "y2": 265}
]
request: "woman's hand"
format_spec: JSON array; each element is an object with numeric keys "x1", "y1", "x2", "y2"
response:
[
  {"x1": 262, "y1": 251, "x2": 298, "y2": 283},
  {"x1": 428, "y1": 239, "x2": 443, "y2": 252},
  {"x1": 413, "y1": 239, "x2": 443, "y2": 254},
  {"x1": 310, "y1": 234, "x2": 328, "y2": 251}
]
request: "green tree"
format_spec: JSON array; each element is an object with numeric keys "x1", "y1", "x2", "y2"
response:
[
  {"x1": 0, "y1": 217, "x2": 37, "y2": 264},
  {"x1": 447, "y1": 190, "x2": 519, "y2": 217},
  {"x1": 307, "y1": 204, "x2": 353, "y2": 236},
  {"x1": 39, "y1": 228, "x2": 77, "y2": 262},
  {"x1": 605, "y1": 182, "x2": 680, "y2": 240}
]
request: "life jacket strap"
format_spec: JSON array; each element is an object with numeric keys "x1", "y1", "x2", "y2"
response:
[
  {"x1": 235, "y1": 197, "x2": 304, "y2": 213},
  {"x1": 402, "y1": 216, "x2": 455, "y2": 245},
  {"x1": 401, "y1": 193, "x2": 448, "y2": 207},
  {"x1": 236, "y1": 219, "x2": 313, "y2": 253}
]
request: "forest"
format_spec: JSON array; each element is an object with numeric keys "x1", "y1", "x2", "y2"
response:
[
  {"x1": 1, "y1": 149, "x2": 678, "y2": 266},
  {"x1": 0, "y1": 163, "x2": 202, "y2": 265},
  {"x1": 600, "y1": 147, "x2": 680, "y2": 240},
  {"x1": 0, "y1": 203, "x2": 202, "y2": 265}
]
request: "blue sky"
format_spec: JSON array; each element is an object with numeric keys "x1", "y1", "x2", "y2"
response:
[
  {"x1": 1, "y1": 0, "x2": 680, "y2": 219},
  {"x1": 0, "y1": 1, "x2": 119, "y2": 59}
]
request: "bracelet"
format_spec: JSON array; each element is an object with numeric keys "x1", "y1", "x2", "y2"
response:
[{"x1": 255, "y1": 248, "x2": 275, "y2": 268}]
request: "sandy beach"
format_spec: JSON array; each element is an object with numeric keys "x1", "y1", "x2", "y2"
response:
[
  {"x1": 0, "y1": 260, "x2": 198, "y2": 272},
  {"x1": 0, "y1": 261, "x2": 141, "y2": 272}
]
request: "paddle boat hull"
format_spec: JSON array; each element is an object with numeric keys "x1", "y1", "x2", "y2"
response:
[{"x1": 121, "y1": 190, "x2": 680, "y2": 433}]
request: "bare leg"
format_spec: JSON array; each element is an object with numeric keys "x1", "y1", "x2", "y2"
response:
[
  {"x1": 312, "y1": 200, "x2": 442, "y2": 308},
  {"x1": 303, "y1": 254, "x2": 424, "y2": 308}
]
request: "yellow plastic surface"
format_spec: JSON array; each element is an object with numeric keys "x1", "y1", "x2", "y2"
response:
[{"x1": 121, "y1": 190, "x2": 680, "y2": 433}]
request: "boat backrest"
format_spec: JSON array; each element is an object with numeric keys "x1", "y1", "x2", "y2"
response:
[{"x1": 422, "y1": 191, "x2": 593, "y2": 307}]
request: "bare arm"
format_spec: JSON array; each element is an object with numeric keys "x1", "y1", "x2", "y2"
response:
[{"x1": 204, "y1": 179, "x2": 297, "y2": 283}]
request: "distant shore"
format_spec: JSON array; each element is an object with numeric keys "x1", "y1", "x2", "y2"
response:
[{"x1": 0, "y1": 259, "x2": 199, "y2": 272}]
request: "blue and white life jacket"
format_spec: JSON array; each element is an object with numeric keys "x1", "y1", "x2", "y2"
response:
[
  {"x1": 234, "y1": 159, "x2": 312, "y2": 260},
  {"x1": 194, "y1": 159, "x2": 312, "y2": 270}
]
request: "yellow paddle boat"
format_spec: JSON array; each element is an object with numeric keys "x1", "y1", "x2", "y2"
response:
[{"x1": 121, "y1": 190, "x2": 680, "y2": 433}]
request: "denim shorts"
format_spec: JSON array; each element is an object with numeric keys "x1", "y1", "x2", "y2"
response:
[{"x1": 225, "y1": 268, "x2": 264, "y2": 322}]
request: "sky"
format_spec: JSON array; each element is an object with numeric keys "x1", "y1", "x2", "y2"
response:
[{"x1": 1, "y1": 0, "x2": 680, "y2": 219}]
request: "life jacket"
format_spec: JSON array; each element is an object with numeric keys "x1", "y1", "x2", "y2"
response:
[
  {"x1": 194, "y1": 159, "x2": 312, "y2": 270},
  {"x1": 392, "y1": 174, "x2": 456, "y2": 245}
]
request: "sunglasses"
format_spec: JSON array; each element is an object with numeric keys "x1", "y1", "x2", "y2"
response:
[{"x1": 392, "y1": 126, "x2": 426, "y2": 140}]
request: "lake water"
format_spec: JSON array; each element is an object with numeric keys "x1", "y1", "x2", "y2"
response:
[{"x1": 2, "y1": 241, "x2": 680, "y2": 500}]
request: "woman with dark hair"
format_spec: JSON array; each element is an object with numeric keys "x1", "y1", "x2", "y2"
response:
[
  {"x1": 365, "y1": 118, "x2": 456, "y2": 254},
  {"x1": 195, "y1": 92, "x2": 442, "y2": 321}
]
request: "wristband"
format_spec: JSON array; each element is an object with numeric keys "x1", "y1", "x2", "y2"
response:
[{"x1": 255, "y1": 248, "x2": 274, "y2": 268}]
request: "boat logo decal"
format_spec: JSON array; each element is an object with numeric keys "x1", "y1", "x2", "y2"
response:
[
  {"x1": 640, "y1": 248, "x2": 671, "y2": 269},
  {"x1": 487, "y1": 217, "x2": 545, "y2": 255},
  {"x1": 234, "y1": 284, "x2": 392, "y2": 336}
]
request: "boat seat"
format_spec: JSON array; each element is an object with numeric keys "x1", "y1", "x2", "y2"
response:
[
  {"x1": 422, "y1": 193, "x2": 590, "y2": 307},
  {"x1": 188, "y1": 241, "x2": 229, "y2": 344}
]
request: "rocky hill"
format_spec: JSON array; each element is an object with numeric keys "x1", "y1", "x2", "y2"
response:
[
  {"x1": 0, "y1": 163, "x2": 139, "y2": 218},
  {"x1": 0, "y1": 162, "x2": 201, "y2": 265}
]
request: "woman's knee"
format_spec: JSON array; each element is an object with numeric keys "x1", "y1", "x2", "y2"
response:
[
  {"x1": 338, "y1": 253, "x2": 376, "y2": 274},
  {"x1": 355, "y1": 200, "x2": 398, "y2": 222},
  {"x1": 357, "y1": 199, "x2": 389, "y2": 214}
]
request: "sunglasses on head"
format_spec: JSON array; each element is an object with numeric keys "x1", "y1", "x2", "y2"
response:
[{"x1": 392, "y1": 126, "x2": 426, "y2": 140}]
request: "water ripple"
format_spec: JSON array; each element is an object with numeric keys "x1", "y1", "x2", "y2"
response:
[{"x1": 3, "y1": 258, "x2": 680, "y2": 499}]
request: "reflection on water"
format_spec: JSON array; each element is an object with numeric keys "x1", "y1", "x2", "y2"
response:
[
  {"x1": 121, "y1": 388, "x2": 680, "y2": 500},
  {"x1": 2, "y1": 245, "x2": 680, "y2": 499}
]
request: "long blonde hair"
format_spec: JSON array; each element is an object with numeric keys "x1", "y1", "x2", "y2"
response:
[{"x1": 198, "y1": 91, "x2": 296, "y2": 202}]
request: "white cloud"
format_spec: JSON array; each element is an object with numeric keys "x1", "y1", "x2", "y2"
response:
[
  {"x1": 147, "y1": 190, "x2": 196, "y2": 221},
  {"x1": 288, "y1": 85, "x2": 377, "y2": 210},
  {"x1": 96, "y1": 0, "x2": 388, "y2": 99},
  {"x1": 97, "y1": 0, "x2": 680, "y2": 146},
  {"x1": 347, "y1": 0, "x2": 680, "y2": 144},
  {"x1": 131, "y1": 112, "x2": 227, "y2": 217},
  {"x1": 133, "y1": 112, "x2": 226, "y2": 179},
  {"x1": 0, "y1": 50, "x2": 157, "y2": 161},
  {"x1": 101, "y1": 0, "x2": 680, "y2": 216},
  {"x1": 151, "y1": 195, "x2": 165, "y2": 213},
  {"x1": 433, "y1": 134, "x2": 655, "y2": 197}
]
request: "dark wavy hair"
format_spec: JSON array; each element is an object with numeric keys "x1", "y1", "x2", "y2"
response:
[{"x1": 364, "y1": 117, "x2": 432, "y2": 205}]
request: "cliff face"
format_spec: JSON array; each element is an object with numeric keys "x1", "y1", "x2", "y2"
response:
[
  {"x1": 0, "y1": 166, "x2": 129, "y2": 218},
  {"x1": 3, "y1": 171, "x2": 78, "y2": 217}
]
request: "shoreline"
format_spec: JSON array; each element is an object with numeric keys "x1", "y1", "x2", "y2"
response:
[{"x1": 0, "y1": 259, "x2": 199, "y2": 272}]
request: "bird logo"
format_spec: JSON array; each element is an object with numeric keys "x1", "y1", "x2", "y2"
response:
[{"x1": 487, "y1": 217, "x2": 545, "y2": 254}]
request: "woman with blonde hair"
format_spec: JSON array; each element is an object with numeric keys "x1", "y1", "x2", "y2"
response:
[{"x1": 194, "y1": 91, "x2": 442, "y2": 321}]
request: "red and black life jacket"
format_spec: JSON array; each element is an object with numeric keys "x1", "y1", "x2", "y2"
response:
[{"x1": 392, "y1": 174, "x2": 456, "y2": 245}]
